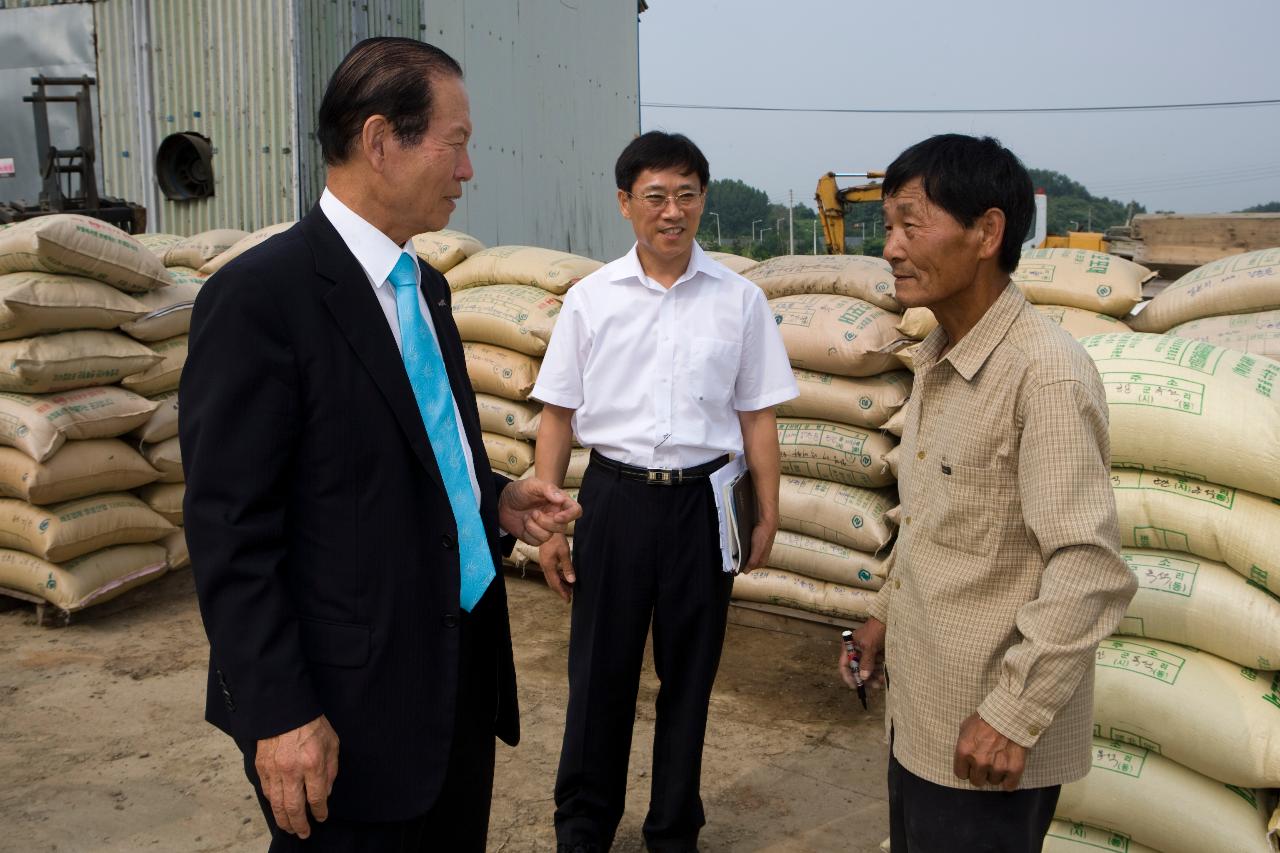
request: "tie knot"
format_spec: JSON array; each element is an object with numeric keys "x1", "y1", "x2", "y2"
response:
[{"x1": 388, "y1": 252, "x2": 419, "y2": 290}]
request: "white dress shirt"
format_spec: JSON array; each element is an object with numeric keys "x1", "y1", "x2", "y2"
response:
[
  {"x1": 532, "y1": 242, "x2": 798, "y2": 469},
  {"x1": 318, "y1": 188, "x2": 483, "y2": 506}
]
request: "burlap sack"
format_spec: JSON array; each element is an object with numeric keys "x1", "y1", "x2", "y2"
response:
[
  {"x1": 768, "y1": 530, "x2": 885, "y2": 590},
  {"x1": 411, "y1": 229, "x2": 486, "y2": 274},
  {"x1": 1043, "y1": 820, "x2": 1159, "y2": 853},
  {"x1": 119, "y1": 277, "x2": 202, "y2": 341},
  {"x1": 0, "y1": 330, "x2": 161, "y2": 393},
  {"x1": 778, "y1": 418, "x2": 896, "y2": 488},
  {"x1": 0, "y1": 543, "x2": 167, "y2": 612},
  {"x1": 451, "y1": 285, "x2": 562, "y2": 356},
  {"x1": 444, "y1": 246, "x2": 601, "y2": 295},
  {"x1": 1170, "y1": 309, "x2": 1280, "y2": 360},
  {"x1": 0, "y1": 386, "x2": 157, "y2": 461},
  {"x1": 731, "y1": 567, "x2": 875, "y2": 621},
  {"x1": 770, "y1": 295, "x2": 904, "y2": 377},
  {"x1": 137, "y1": 481, "x2": 184, "y2": 526},
  {"x1": 894, "y1": 341, "x2": 923, "y2": 373},
  {"x1": 775, "y1": 369, "x2": 911, "y2": 429},
  {"x1": 134, "y1": 233, "x2": 184, "y2": 256},
  {"x1": 882, "y1": 407, "x2": 906, "y2": 437},
  {"x1": 121, "y1": 335, "x2": 187, "y2": 396},
  {"x1": 141, "y1": 436, "x2": 183, "y2": 483},
  {"x1": 1012, "y1": 248, "x2": 1151, "y2": 317},
  {"x1": 0, "y1": 439, "x2": 159, "y2": 504},
  {"x1": 0, "y1": 214, "x2": 170, "y2": 293},
  {"x1": 130, "y1": 389, "x2": 179, "y2": 443},
  {"x1": 162, "y1": 527, "x2": 188, "y2": 570},
  {"x1": 705, "y1": 252, "x2": 758, "y2": 275},
  {"x1": 198, "y1": 221, "x2": 296, "y2": 276},
  {"x1": 745, "y1": 255, "x2": 900, "y2": 311},
  {"x1": 475, "y1": 393, "x2": 541, "y2": 441},
  {"x1": 778, "y1": 475, "x2": 897, "y2": 552},
  {"x1": 162, "y1": 229, "x2": 249, "y2": 269},
  {"x1": 483, "y1": 432, "x2": 534, "y2": 476},
  {"x1": 1112, "y1": 468, "x2": 1279, "y2": 596},
  {"x1": 896, "y1": 307, "x2": 937, "y2": 340},
  {"x1": 1116, "y1": 548, "x2": 1280, "y2": 671},
  {"x1": 1056, "y1": 736, "x2": 1275, "y2": 853},
  {"x1": 1083, "y1": 333, "x2": 1280, "y2": 500},
  {"x1": 463, "y1": 342, "x2": 540, "y2": 400},
  {"x1": 0, "y1": 492, "x2": 173, "y2": 562},
  {"x1": 0, "y1": 272, "x2": 147, "y2": 340},
  {"x1": 1130, "y1": 247, "x2": 1280, "y2": 333}
]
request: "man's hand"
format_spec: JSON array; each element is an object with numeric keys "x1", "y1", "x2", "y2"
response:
[
  {"x1": 838, "y1": 617, "x2": 886, "y2": 690},
  {"x1": 953, "y1": 712, "x2": 1027, "y2": 791},
  {"x1": 255, "y1": 714, "x2": 340, "y2": 838},
  {"x1": 539, "y1": 532, "x2": 575, "y2": 602},
  {"x1": 499, "y1": 477, "x2": 581, "y2": 545},
  {"x1": 743, "y1": 518, "x2": 777, "y2": 573}
]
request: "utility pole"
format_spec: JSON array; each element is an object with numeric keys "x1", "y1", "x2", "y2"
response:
[
  {"x1": 708, "y1": 211, "x2": 721, "y2": 245},
  {"x1": 813, "y1": 219, "x2": 818, "y2": 254},
  {"x1": 751, "y1": 219, "x2": 762, "y2": 243},
  {"x1": 788, "y1": 189, "x2": 795, "y2": 254}
]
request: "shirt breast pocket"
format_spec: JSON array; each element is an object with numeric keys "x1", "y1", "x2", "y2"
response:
[
  {"x1": 925, "y1": 458, "x2": 1012, "y2": 558},
  {"x1": 685, "y1": 337, "x2": 740, "y2": 406}
]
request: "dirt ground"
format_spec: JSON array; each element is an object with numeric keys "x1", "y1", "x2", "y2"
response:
[{"x1": 0, "y1": 569, "x2": 890, "y2": 853}]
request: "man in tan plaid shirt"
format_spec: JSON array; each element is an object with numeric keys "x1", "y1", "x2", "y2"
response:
[{"x1": 838, "y1": 134, "x2": 1136, "y2": 852}]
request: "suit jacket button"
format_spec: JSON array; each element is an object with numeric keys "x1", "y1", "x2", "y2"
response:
[
  {"x1": 442, "y1": 533, "x2": 456, "y2": 550},
  {"x1": 443, "y1": 613, "x2": 458, "y2": 629}
]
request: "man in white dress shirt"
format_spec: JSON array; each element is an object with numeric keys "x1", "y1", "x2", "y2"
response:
[{"x1": 532, "y1": 131, "x2": 798, "y2": 853}]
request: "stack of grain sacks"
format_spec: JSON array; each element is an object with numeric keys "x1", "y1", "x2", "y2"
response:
[
  {"x1": 726, "y1": 255, "x2": 907, "y2": 625},
  {"x1": 0, "y1": 215, "x2": 179, "y2": 618},
  {"x1": 443, "y1": 245, "x2": 601, "y2": 480},
  {"x1": 1041, "y1": 250, "x2": 1280, "y2": 853}
]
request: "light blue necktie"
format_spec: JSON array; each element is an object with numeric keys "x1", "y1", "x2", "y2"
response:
[{"x1": 388, "y1": 252, "x2": 494, "y2": 611}]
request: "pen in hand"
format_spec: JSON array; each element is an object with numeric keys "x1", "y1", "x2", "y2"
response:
[{"x1": 842, "y1": 629, "x2": 869, "y2": 710}]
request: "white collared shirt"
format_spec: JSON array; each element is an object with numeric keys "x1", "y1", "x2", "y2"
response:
[
  {"x1": 318, "y1": 188, "x2": 483, "y2": 505},
  {"x1": 532, "y1": 242, "x2": 798, "y2": 469}
]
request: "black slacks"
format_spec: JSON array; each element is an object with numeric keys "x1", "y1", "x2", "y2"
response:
[
  {"x1": 554, "y1": 460, "x2": 735, "y2": 852},
  {"x1": 244, "y1": 586, "x2": 500, "y2": 852},
  {"x1": 887, "y1": 747, "x2": 1060, "y2": 853}
]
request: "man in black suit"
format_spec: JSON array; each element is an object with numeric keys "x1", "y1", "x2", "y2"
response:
[{"x1": 181, "y1": 38, "x2": 580, "y2": 852}]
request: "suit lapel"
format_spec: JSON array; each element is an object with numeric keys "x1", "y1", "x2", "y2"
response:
[{"x1": 301, "y1": 208, "x2": 449, "y2": 496}]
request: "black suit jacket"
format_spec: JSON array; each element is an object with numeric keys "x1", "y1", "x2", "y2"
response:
[{"x1": 180, "y1": 206, "x2": 519, "y2": 821}]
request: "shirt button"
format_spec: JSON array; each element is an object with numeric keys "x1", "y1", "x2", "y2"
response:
[
  {"x1": 441, "y1": 533, "x2": 456, "y2": 550},
  {"x1": 905, "y1": 516, "x2": 912, "y2": 525},
  {"x1": 894, "y1": 579, "x2": 901, "y2": 589},
  {"x1": 443, "y1": 613, "x2": 458, "y2": 629},
  {"x1": 1028, "y1": 724, "x2": 1041, "y2": 736},
  {"x1": 917, "y1": 450, "x2": 927, "y2": 460}
]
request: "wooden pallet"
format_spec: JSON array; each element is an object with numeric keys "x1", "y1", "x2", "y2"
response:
[{"x1": 0, "y1": 586, "x2": 72, "y2": 627}]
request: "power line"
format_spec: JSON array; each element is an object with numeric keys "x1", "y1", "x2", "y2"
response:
[{"x1": 641, "y1": 97, "x2": 1280, "y2": 115}]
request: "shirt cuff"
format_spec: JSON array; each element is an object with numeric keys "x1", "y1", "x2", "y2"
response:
[
  {"x1": 529, "y1": 384, "x2": 582, "y2": 409},
  {"x1": 866, "y1": 583, "x2": 892, "y2": 625},
  {"x1": 977, "y1": 684, "x2": 1054, "y2": 749},
  {"x1": 734, "y1": 384, "x2": 799, "y2": 412}
]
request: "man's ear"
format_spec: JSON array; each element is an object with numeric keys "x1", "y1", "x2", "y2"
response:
[
  {"x1": 617, "y1": 189, "x2": 633, "y2": 221},
  {"x1": 975, "y1": 207, "x2": 1007, "y2": 262},
  {"x1": 360, "y1": 115, "x2": 393, "y2": 173}
]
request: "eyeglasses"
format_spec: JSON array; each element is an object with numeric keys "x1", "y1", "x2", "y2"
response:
[{"x1": 625, "y1": 190, "x2": 705, "y2": 210}]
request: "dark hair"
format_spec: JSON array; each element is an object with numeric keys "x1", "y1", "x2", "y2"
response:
[
  {"x1": 614, "y1": 131, "x2": 710, "y2": 192},
  {"x1": 317, "y1": 38, "x2": 463, "y2": 166},
  {"x1": 882, "y1": 134, "x2": 1033, "y2": 273}
]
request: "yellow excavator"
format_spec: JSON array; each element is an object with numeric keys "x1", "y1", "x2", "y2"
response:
[{"x1": 814, "y1": 171, "x2": 1103, "y2": 254}]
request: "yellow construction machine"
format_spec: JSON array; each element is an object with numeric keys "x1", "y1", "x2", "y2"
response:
[{"x1": 815, "y1": 171, "x2": 1064, "y2": 254}]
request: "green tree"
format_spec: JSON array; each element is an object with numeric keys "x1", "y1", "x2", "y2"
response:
[
  {"x1": 701, "y1": 178, "x2": 771, "y2": 240},
  {"x1": 1027, "y1": 168, "x2": 1144, "y2": 235},
  {"x1": 1240, "y1": 201, "x2": 1280, "y2": 213}
]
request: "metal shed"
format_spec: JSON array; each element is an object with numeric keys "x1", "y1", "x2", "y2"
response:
[{"x1": 0, "y1": 0, "x2": 642, "y2": 260}]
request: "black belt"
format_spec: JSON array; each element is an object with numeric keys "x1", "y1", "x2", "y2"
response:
[{"x1": 589, "y1": 450, "x2": 730, "y2": 486}]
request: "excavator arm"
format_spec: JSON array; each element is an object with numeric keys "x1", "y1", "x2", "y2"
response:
[{"x1": 815, "y1": 171, "x2": 884, "y2": 254}]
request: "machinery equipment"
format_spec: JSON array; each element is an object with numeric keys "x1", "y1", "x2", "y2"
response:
[{"x1": 0, "y1": 76, "x2": 146, "y2": 233}]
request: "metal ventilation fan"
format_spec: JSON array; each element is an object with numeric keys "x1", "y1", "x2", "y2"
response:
[{"x1": 155, "y1": 131, "x2": 214, "y2": 201}]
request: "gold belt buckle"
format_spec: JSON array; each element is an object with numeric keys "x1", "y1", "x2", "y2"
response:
[{"x1": 647, "y1": 469, "x2": 676, "y2": 485}]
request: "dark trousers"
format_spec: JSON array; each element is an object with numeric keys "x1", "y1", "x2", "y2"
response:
[
  {"x1": 888, "y1": 748, "x2": 1060, "y2": 853},
  {"x1": 554, "y1": 460, "x2": 735, "y2": 852},
  {"x1": 245, "y1": 588, "x2": 499, "y2": 852}
]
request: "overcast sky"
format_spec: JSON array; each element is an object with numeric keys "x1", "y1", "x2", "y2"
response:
[{"x1": 638, "y1": 0, "x2": 1279, "y2": 216}]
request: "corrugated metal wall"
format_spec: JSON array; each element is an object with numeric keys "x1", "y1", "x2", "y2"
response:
[
  {"x1": 428, "y1": 1, "x2": 640, "y2": 260},
  {"x1": 43, "y1": 0, "x2": 640, "y2": 252},
  {"x1": 94, "y1": 0, "x2": 298, "y2": 235}
]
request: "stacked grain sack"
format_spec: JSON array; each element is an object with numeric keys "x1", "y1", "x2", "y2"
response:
[
  {"x1": 443, "y1": 245, "x2": 601, "y2": 479},
  {"x1": 723, "y1": 255, "x2": 906, "y2": 624},
  {"x1": 0, "y1": 215, "x2": 180, "y2": 617},
  {"x1": 1042, "y1": 326, "x2": 1280, "y2": 852}
]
